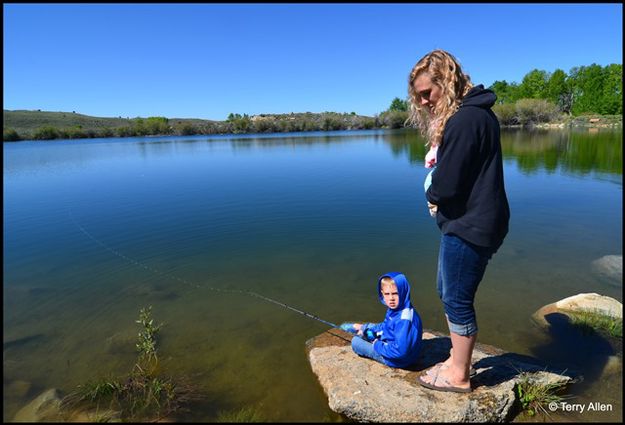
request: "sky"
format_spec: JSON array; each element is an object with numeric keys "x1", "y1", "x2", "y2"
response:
[{"x1": 3, "y1": 3, "x2": 623, "y2": 121}]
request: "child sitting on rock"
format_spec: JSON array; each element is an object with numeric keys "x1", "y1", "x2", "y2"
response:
[{"x1": 340, "y1": 272, "x2": 423, "y2": 368}]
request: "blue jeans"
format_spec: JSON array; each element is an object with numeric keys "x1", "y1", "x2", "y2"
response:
[
  {"x1": 437, "y1": 233, "x2": 494, "y2": 336},
  {"x1": 351, "y1": 336, "x2": 387, "y2": 365}
]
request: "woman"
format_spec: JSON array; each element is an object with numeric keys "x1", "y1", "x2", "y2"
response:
[{"x1": 408, "y1": 50, "x2": 510, "y2": 393}]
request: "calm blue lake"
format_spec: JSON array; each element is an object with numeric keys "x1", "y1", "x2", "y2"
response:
[{"x1": 3, "y1": 128, "x2": 622, "y2": 422}]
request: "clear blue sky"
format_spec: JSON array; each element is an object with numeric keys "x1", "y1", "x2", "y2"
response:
[{"x1": 3, "y1": 3, "x2": 622, "y2": 121}]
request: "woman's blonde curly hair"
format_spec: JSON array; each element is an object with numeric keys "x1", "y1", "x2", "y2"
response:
[{"x1": 407, "y1": 50, "x2": 474, "y2": 147}]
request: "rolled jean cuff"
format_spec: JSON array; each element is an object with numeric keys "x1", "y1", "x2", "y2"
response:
[{"x1": 447, "y1": 318, "x2": 478, "y2": 337}]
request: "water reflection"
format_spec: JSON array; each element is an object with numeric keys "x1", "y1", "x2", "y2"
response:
[
  {"x1": 7, "y1": 128, "x2": 620, "y2": 178},
  {"x1": 502, "y1": 129, "x2": 622, "y2": 177},
  {"x1": 383, "y1": 127, "x2": 622, "y2": 179}
]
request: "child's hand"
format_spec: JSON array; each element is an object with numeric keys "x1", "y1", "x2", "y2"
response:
[
  {"x1": 425, "y1": 145, "x2": 438, "y2": 168},
  {"x1": 362, "y1": 329, "x2": 377, "y2": 342},
  {"x1": 339, "y1": 322, "x2": 362, "y2": 334},
  {"x1": 427, "y1": 202, "x2": 438, "y2": 217},
  {"x1": 355, "y1": 324, "x2": 364, "y2": 336}
]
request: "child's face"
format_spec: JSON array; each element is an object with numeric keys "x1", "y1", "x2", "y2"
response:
[{"x1": 381, "y1": 284, "x2": 399, "y2": 309}]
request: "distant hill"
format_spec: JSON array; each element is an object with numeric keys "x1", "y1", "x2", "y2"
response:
[
  {"x1": 3, "y1": 109, "x2": 383, "y2": 141},
  {"x1": 3, "y1": 110, "x2": 218, "y2": 135}
]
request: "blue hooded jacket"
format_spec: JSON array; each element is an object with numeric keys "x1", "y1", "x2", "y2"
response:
[{"x1": 363, "y1": 272, "x2": 423, "y2": 368}]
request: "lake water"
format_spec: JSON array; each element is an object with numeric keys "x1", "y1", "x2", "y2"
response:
[{"x1": 3, "y1": 128, "x2": 622, "y2": 422}]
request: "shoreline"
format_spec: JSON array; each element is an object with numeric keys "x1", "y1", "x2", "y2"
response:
[
  {"x1": 4, "y1": 118, "x2": 622, "y2": 143},
  {"x1": 510, "y1": 122, "x2": 623, "y2": 130}
]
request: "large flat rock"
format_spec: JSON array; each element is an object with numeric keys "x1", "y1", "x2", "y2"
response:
[
  {"x1": 306, "y1": 329, "x2": 572, "y2": 422},
  {"x1": 532, "y1": 292, "x2": 623, "y2": 330}
]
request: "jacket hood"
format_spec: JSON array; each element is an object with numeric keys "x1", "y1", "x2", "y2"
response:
[
  {"x1": 461, "y1": 84, "x2": 497, "y2": 109},
  {"x1": 377, "y1": 272, "x2": 412, "y2": 310}
]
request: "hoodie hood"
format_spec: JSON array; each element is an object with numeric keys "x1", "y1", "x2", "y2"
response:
[
  {"x1": 377, "y1": 272, "x2": 412, "y2": 310},
  {"x1": 460, "y1": 84, "x2": 497, "y2": 109}
]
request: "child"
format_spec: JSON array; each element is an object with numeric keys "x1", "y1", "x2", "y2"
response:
[
  {"x1": 340, "y1": 272, "x2": 423, "y2": 368},
  {"x1": 424, "y1": 144, "x2": 438, "y2": 217}
]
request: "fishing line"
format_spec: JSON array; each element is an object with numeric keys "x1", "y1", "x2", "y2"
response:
[{"x1": 68, "y1": 209, "x2": 339, "y2": 329}]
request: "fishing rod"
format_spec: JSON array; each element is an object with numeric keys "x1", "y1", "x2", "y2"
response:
[
  {"x1": 68, "y1": 209, "x2": 339, "y2": 329},
  {"x1": 246, "y1": 291, "x2": 337, "y2": 328}
]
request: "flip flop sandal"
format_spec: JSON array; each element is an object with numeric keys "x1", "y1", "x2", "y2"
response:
[
  {"x1": 425, "y1": 362, "x2": 444, "y2": 377},
  {"x1": 417, "y1": 370, "x2": 472, "y2": 393},
  {"x1": 425, "y1": 362, "x2": 477, "y2": 377}
]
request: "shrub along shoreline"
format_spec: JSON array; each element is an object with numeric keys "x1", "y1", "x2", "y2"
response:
[{"x1": 3, "y1": 107, "x2": 622, "y2": 142}]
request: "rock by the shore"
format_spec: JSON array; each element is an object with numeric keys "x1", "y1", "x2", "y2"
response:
[
  {"x1": 7, "y1": 380, "x2": 32, "y2": 399},
  {"x1": 64, "y1": 408, "x2": 122, "y2": 422},
  {"x1": 105, "y1": 329, "x2": 138, "y2": 354},
  {"x1": 592, "y1": 255, "x2": 622, "y2": 286},
  {"x1": 600, "y1": 355, "x2": 623, "y2": 378},
  {"x1": 532, "y1": 292, "x2": 623, "y2": 330},
  {"x1": 12, "y1": 388, "x2": 63, "y2": 422},
  {"x1": 11, "y1": 388, "x2": 123, "y2": 423},
  {"x1": 306, "y1": 329, "x2": 572, "y2": 422}
]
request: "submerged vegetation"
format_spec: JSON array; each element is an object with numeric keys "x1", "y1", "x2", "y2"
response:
[
  {"x1": 216, "y1": 406, "x2": 265, "y2": 422},
  {"x1": 60, "y1": 306, "x2": 199, "y2": 422},
  {"x1": 135, "y1": 306, "x2": 161, "y2": 365}
]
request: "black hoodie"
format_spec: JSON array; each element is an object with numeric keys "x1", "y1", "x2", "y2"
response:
[{"x1": 425, "y1": 84, "x2": 510, "y2": 250}]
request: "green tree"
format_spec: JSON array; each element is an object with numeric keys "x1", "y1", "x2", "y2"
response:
[
  {"x1": 544, "y1": 69, "x2": 574, "y2": 114},
  {"x1": 389, "y1": 97, "x2": 408, "y2": 112},
  {"x1": 545, "y1": 69, "x2": 567, "y2": 103},
  {"x1": 570, "y1": 64, "x2": 605, "y2": 115},
  {"x1": 490, "y1": 80, "x2": 510, "y2": 104},
  {"x1": 490, "y1": 80, "x2": 522, "y2": 103},
  {"x1": 601, "y1": 63, "x2": 622, "y2": 114},
  {"x1": 518, "y1": 69, "x2": 549, "y2": 99},
  {"x1": 507, "y1": 82, "x2": 523, "y2": 103}
]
